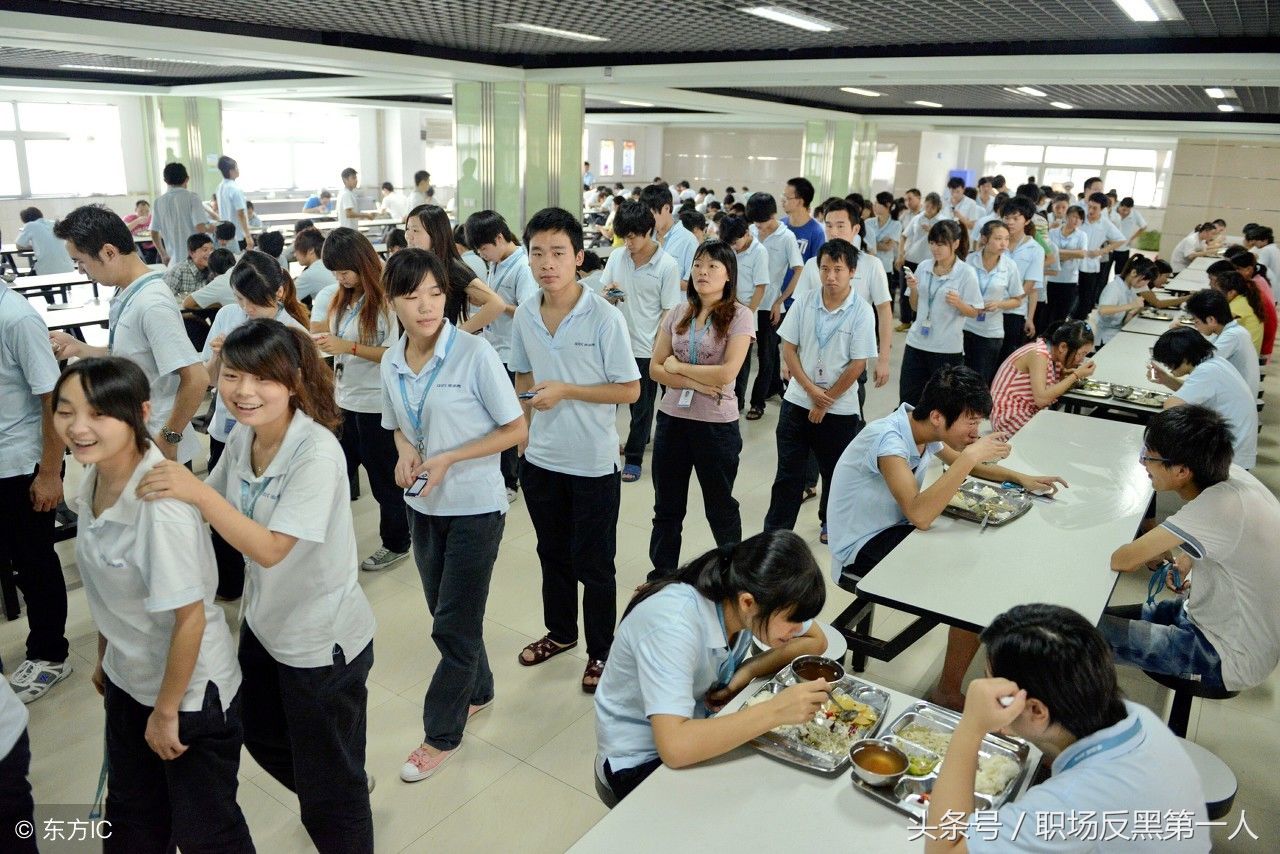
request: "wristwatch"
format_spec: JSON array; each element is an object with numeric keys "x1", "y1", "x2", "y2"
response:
[{"x1": 160, "y1": 428, "x2": 183, "y2": 446}]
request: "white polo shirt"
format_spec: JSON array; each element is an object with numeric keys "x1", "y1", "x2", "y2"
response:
[
  {"x1": 318, "y1": 289, "x2": 398, "y2": 414},
  {"x1": 202, "y1": 305, "x2": 306, "y2": 443},
  {"x1": 865, "y1": 216, "x2": 902, "y2": 273},
  {"x1": 508, "y1": 284, "x2": 641, "y2": 478},
  {"x1": 778, "y1": 287, "x2": 877, "y2": 417},
  {"x1": 0, "y1": 285, "x2": 61, "y2": 478},
  {"x1": 734, "y1": 239, "x2": 771, "y2": 306},
  {"x1": 963, "y1": 252, "x2": 1020, "y2": 339},
  {"x1": 905, "y1": 258, "x2": 983, "y2": 354},
  {"x1": 461, "y1": 250, "x2": 487, "y2": 283},
  {"x1": 1080, "y1": 215, "x2": 1125, "y2": 274},
  {"x1": 828, "y1": 403, "x2": 941, "y2": 579},
  {"x1": 1213, "y1": 320, "x2": 1260, "y2": 396},
  {"x1": 107, "y1": 271, "x2": 203, "y2": 464},
  {"x1": 485, "y1": 246, "x2": 539, "y2": 366},
  {"x1": 903, "y1": 211, "x2": 952, "y2": 265},
  {"x1": 206, "y1": 410, "x2": 376, "y2": 667},
  {"x1": 1048, "y1": 227, "x2": 1088, "y2": 284},
  {"x1": 947, "y1": 195, "x2": 982, "y2": 230},
  {"x1": 968, "y1": 702, "x2": 1208, "y2": 852},
  {"x1": 1175, "y1": 356, "x2": 1257, "y2": 470},
  {"x1": 189, "y1": 271, "x2": 235, "y2": 309},
  {"x1": 1112, "y1": 208, "x2": 1147, "y2": 241},
  {"x1": 1253, "y1": 243, "x2": 1279, "y2": 285},
  {"x1": 751, "y1": 224, "x2": 804, "y2": 306},
  {"x1": 311, "y1": 284, "x2": 339, "y2": 324},
  {"x1": 15, "y1": 218, "x2": 75, "y2": 274},
  {"x1": 75, "y1": 444, "x2": 241, "y2": 711},
  {"x1": 658, "y1": 220, "x2": 697, "y2": 282},
  {"x1": 380, "y1": 322, "x2": 523, "y2": 516},
  {"x1": 1095, "y1": 277, "x2": 1136, "y2": 345},
  {"x1": 791, "y1": 253, "x2": 892, "y2": 310},
  {"x1": 1004, "y1": 237, "x2": 1046, "y2": 319},
  {"x1": 215, "y1": 178, "x2": 247, "y2": 242},
  {"x1": 601, "y1": 244, "x2": 682, "y2": 359},
  {"x1": 337, "y1": 187, "x2": 360, "y2": 230},
  {"x1": 294, "y1": 261, "x2": 336, "y2": 301}
]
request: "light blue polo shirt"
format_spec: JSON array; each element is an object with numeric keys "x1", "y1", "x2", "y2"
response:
[
  {"x1": 1095, "y1": 276, "x2": 1133, "y2": 345},
  {"x1": 1079, "y1": 214, "x2": 1125, "y2": 274},
  {"x1": 752, "y1": 223, "x2": 804, "y2": 306},
  {"x1": 380, "y1": 321, "x2": 523, "y2": 516},
  {"x1": 1177, "y1": 355, "x2": 1257, "y2": 470},
  {"x1": 485, "y1": 246, "x2": 539, "y2": 366},
  {"x1": 1004, "y1": 237, "x2": 1045, "y2": 319},
  {"x1": 778, "y1": 287, "x2": 877, "y2": 417},
  {"x1": 294, "y1": 261, "x2": 336, "y2": 301},
  {"x1": 508, "y1": 284, "x2": 641, "y2": 478},
  {"x1": 905, "y1": 258, "x2": 983, "y2": 354},
  {"x1": 216, "y1": 178, "x2": 248, "y2": 242},
  {"x1": 1048, "y1": 227, "x2": 1088, "y2": 284},
  {"x1": 865, "y1": 216, "x2": 901, "y2": 273},
  {"x1": 971, "y1": 211, "x2": 1001, "y2": 246},
  {"x1": 189, "y1": 271, "x2": 235, "y2": 309},
  {"x1": 602, "y1": 244, "x2": 682, "y2": 359},
  {"x1": 827, "y1": 403, "x2": 942, "y2": 578},
  {"x1": 968, "y1": 702, "x2": 1209, "y2": 852},
  {"x1": 0, "y1": 285, "x2": 62, "y2": 478},
  {"x1": 964, "y1": 253, "x2": 1019, "y2": 339},
  {"x1": 734, "y1": 239, "x2": 771, "y2": 307},
  {"x1": 1213, "y1": 320, "x2": 1260, "y2": 396},
  {"x1": 15, "y1": 219, "x2": 75, "y2": 274},
  {"x1": 659, "y1": 220, "x2": 697, "y2": 282}
]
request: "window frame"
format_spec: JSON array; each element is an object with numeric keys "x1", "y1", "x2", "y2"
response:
[{"x1": 0, "y1": 100, "x2": 128, "y2": 198}]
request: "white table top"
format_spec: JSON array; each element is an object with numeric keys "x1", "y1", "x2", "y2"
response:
[
  {"x1": 571, "y1": 676, "x2": 1039, "y2": 853},
  {"x1": 854, "y1": 409, "x2": 1151, "y2": 632},
  {"x1": 34, "y1": 298, "x2": 111, "y2": 332},
  {"x1": 1185, "y1": 255, "x2": 1217, "y2": 273},
  {"x1": 6, "y1": 271, "x2": 90, "y2": 290},
  {"x1": 1084, "y1": 329, "x2": 1167, "y2": 394},
  {"x1": 1123, "y1": 312, "x2": 1186, "y2": 337},
  {"x1": 256, "y1": 211, "x2": 331, "y2": 224},
  {"x1": 1164, "y1": 269, "x2": 1210, "y2": 293}
]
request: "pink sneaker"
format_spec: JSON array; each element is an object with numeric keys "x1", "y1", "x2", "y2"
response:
[{"x1": 400, "y1": 745, "x2": 458, "y2": 782}]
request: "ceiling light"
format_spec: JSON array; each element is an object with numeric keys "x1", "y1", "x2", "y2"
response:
[
  {"x1": 616, "y1": 99, "x2": 654, "y2": 107},
  {"x1": 912, "y1": 100, "x2": 942, "y2": 108},
  {"x1": 1218, "y1": 104, "x2": 1238, "y2": 112},
  {"x1": 840, "y1": 87, "x2": 883, "y2": 97},
  {"x1": 1015, "y1": 86, "x2": 1048, "y2": 97},
  {"x1": 741, "y1": 6, "x2": 845, "y2": 33},
  {"x1": 59, "y1": 64, "x2": 154, "y2": 74},
  {"x1": 1204, "y1": 87, "x2": 1237, "y2": 99},
  {"x1": 144, "y1": 57, "x2": 208, "y2": 65},
  {"x1": 495, "y1": 22, "x2": 609, "y2": 42},
  {"x1": 1111, "y1": 0, "x2": 1185, "y2": 22},
  {"x1": 1050, "y1": 101, "x2": 1074, "y2": 110}
]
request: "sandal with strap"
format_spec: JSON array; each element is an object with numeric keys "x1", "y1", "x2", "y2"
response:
[
  {"x1": 621, "y1": 464, "x2": 642, "y2": 483},
  {"x1": 582, "y1": 659, "x2": 606, "y2": 694},
  {"x1": 745, "y1": 407, "x2": 764, "y2": 421},
  {"x1": 518, "y1": 635, "x2": 578, "y2": 667}
]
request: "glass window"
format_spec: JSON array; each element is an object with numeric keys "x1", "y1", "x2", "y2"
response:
[
  {"x1": 1044, "y1": 146, "x2": 1105, "y2": 165},
  {"x1": 986, "y1": 144, "x2": 1043, "y2": 163},
  {"x1": 1133, "y1": 172, "x2": 1158, "y2": 207},
  {"x1": 1106, "y1": 148, "x2": 1156, "y2": 168},
  {"x1": 870, "y1": 145, "x2": 897, "y2": 193},
  {"x1": 0, "y1": 103, "x2": 13, "y2": 132},
  {"x1": 1104, "y1": 170, "x2": 1137, "y2": 199},
  {"x1": 0, "y1": 141, "x2": 19, "y2": 195},
  {"x1": 222, "y1": 108, "x2": 361, "y2": 192}
]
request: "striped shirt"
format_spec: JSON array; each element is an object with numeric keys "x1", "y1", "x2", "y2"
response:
[{"x1": 990, "y1": 340, "x2": 1060, "y2": 435}]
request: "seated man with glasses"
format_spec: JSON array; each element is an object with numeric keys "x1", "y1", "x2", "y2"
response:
[{"x1": 1103, "y1": 405, "x2": 1280, "y2": 694}]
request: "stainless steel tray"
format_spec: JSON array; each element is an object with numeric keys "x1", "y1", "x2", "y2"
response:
[
  {"x1": 849, "y1": 701, "x2": 1034, "y2": 818},
  {"x1": 744, "y1": 675, "x2": 891, "y2": 774},
  {"x1": 1111, "y1": 386, "x2": 1170, "y2": 408},
  {"x1": 1139, "y1": 309, "x2": 1172, "y2": 321},
  {"x1": 941, "y1": 480, "x2": 1033, "y2": 527},
  {"x1": 1073, "y1": 379, "x2": 1113, "y2": 398}
]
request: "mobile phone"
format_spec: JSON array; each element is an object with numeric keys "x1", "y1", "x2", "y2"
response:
[
  {"x1": 405, "y1": 473, "x2": 429, "y2": 497},
  {"x1": 518, "y1": 391, "x2": 537, "y2": 400}
]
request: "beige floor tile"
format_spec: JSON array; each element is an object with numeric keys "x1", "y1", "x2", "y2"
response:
[{"x1": 524, "y1": 709, "x2": 599, "y2": 799}]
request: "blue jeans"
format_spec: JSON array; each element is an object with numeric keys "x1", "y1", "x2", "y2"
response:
[{"x1": 1100, "y1": 599, "x2": 1225, "y2": 689}]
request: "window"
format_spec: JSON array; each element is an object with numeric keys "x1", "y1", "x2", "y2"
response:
[
  {"x1": 0, "y1": 101, "x2": 127, "y2": 197},
  {"x1": 870, "y1": 144, "x2": 898, "y2": 193},
  {"x1": 221, "y1": 107, "x2": 361, "y2": 192},
  {"x1": 983, "y1": 142, "x2": 1172, "y2": 207}
]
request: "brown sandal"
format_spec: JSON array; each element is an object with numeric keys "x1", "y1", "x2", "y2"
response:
[
  {"x1": 518, "y1": 635, "x2": 577, "y2": 667},
  {"x1": 582, "y1": 659, "x2": 606, "y2": 694},
  {"x1": 745, "y1": 407, "x2": 764, "y2": 421}
]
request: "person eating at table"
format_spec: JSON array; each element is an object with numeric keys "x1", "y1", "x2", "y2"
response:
[
  {"x1": 827, "y1": 365, "x2": 1066, "y2": 710},
  {"x1": 1185, "y1": 289, "x2": 1260, "y2": 396},
  {"x1": 1094, "y1": 256, "x2": 1158, "y2": 346},
  {"x1": 925, "y1": 603, "x2": 1210, "y2": 854},
  {"x1": 593, "y1": 530, "x2": 830, "y2": 806},
  {"x1": 989, "y1": 321, "x2": 1095, "y2": 436}
]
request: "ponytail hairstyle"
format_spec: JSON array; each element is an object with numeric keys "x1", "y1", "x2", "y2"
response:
[
  {"x1": 221, "y1": 318, "x2": 342, "y2": 432},
  {"x1": 53, "y1": 357, "x2": 152, "y2": 453},
  {"x1": 1207, "y1": 261, "x2": 1265, "y2": 322},
  {"x1": 1224, "y1": 246, "x2": 1267, "y2": 282},
  {"x1": 928, "y1": 219, "x2": 969, "y2": 261},
  {"x1": 623, "y1": 531, "x2": 826, "y2": 634},
  {"x1": 320, "y1": 227, "x2": 388, "y2": 344},
  {"x1": 230, "y1": 249, "x2": 309, "y2": 326},
  {"x1": 1120, "y1": 254, "x2": 1157, "y2": 288},
  {"x1": 1043, "y1": 320, "x2": 1095, "y2": 367},
  {"x1": 382, "y1": 248, "x2": 469, "y2": 326},
  {"x1": 676, "y1": 239, "x2": 739, "y2": 338},
  {"x1": 979, "y1": 219, "x2": 1009, "y2": 251}
]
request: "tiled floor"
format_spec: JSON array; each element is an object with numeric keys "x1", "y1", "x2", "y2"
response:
[{"x1": 4, "y1": 323, "x2": 1278, "y2": 852}]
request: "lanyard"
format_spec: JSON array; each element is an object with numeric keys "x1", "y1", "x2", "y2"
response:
[
  {"x1": 493, "y1": 251, "x2": 525, "y2": 303},
  {"x1": 974, "y1": 259, "x2": 1000, "y2": 297},
  {"x1": 813, "y1": 299, "x2": 847, "y2": 353},
  {"x1": 688, "y1": 316, "x2": 711, "y2": 365},
  {"x1": 1058, "y1": 714, "x2": 1143, "y2": 773},
  {"x1": 712, "y1": 602, "x2": 753, "y2": 689},
  {"x1": 336, "y1": 296, "x2": 366, "y2": 341},
  {"x1": 921, "y1": 271, "x2": 945, "y2": 323},
  {"x1": 239, "y1": 475, "x2": 275, "y2": 521},
  {"x1": 108, "y1": 273, "x2": 164, "y2": 351},
  {"x1": 397, "y1": 327, "x2": 458, "y2": 451}
]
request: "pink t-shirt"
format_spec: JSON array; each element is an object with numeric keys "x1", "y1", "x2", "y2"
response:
[{"x1": 658, "y1": 302, "x2": 755, "y2": 423}]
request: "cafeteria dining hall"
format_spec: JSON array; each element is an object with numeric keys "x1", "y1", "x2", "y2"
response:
[{"x1": 1, "y1": 1, "x2": 1279, "y2": 851}]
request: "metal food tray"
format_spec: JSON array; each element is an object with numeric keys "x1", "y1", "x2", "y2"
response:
[
  {"x1": 744, "y1": 674, "x2": 891, "y2": 774},
  {"x1": 849, "y1": 701, "x2": 1034, "y2": 819},
  {"x1": 941, "y1": 480, "x2": 1033, "y2": 526},
  {"x1": 1139, "y1": 309, "x2": 1172, "y2": 320},
  {"x1": 1073, "y1": 380, "x2": 1112, "y2": 398},
  {"x1": 1111, "y1": 386, "x2": 1169, "y2": 408}
]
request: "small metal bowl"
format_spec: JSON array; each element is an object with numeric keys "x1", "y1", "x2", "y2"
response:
[
  {"x1": 1111, "y1": 385, "x2": 1133, "y2": 399},
  {"x1": 849, "y1": 738, "x2": 909, "y2": 787},
  {"x1": 789, "y1": 654, "x2": 845, "y2": 684}
]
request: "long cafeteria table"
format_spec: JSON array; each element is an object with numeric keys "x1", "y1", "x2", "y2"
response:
[
  {"x1": 7, "y1": 270, "x2": 92, "y2": 302},
  {"x1": 33, "y1": 297, "x2": 111, "y2": 334},
  {"x1": 1059, "y1": 330, "x2": 1169, "y2": 418}
]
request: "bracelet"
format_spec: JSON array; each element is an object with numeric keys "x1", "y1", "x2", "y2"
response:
[{"x1": 351, "y1": 341, "x2": 358, "y2": 355}]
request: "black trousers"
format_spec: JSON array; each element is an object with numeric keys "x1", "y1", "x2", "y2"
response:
[
  {"x1": 963, "y1": 331, "x2": 1004, "y2": 386},
  {"x1": 649, "y1": 413, "x2": 742, "y2": 577},
  {"x1": 843, "y1": 523, "x2": 915, "y2": 585},
  {"x1": 207, "y1": 439, "x2": 244, "y2": 600},
  {"x1": 1110, "y1": 249, "x2": 1130, "y2": 278},
  {"x1": 623, "y1": 357, "x2": 659, "y2": 467},
  {"x1": 1045, "y1": 281, "x2": 1078, "y2": 331},
  {"x1": 734, "y1": 341, "x2": 754, "y2": 412},
  {"x1": 1073, "y1": 271, "x2": 1107, "y2": 320},
  {"x1": 602, "y1": 757, "x2": 662, "y2": 804},
  {"x1": 998, "y1": 314, "x2": 1028, "y2": 366},
  {"x1": 103, "y1": 678, "x2": 255, "y2": 854},
  {"x1": 500, "y1": 368, "x2": 521, "y2": 491},
  {"x1": 899, "y1": 346, "x2": 963, "y2": 408},
  {"x1": 899, "y1": 261, "x2": 918, "y2": 323},
  {"x1": 0, "y1": 731, "x2": 36, "y2": 854},
  {"x1": 522, "y1": 462, "x2": 620, "y2": 661},
  {"x1": 764, "y1": 400, "x2": 861, "y2": 530},
  {"x1": 339, "y1": 408, "x2": 410, "y2": 553},
  {"x1": 749, "y1": 310, "x2": 779, "y2": 410},
  {"x1": 0, "y1": 468, "x2": 68, "y2": 663},
  {"x1": 239, "y1": 626, "x2": 373, "y2": 854}
]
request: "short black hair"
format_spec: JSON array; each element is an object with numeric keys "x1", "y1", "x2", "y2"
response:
[
  {"x1": 718, "y1": 215, "x2": 749, "y2": 245},
  {"x1": 1154, "y1": 258, "x2": 1173, "y2": 276},
  {"x1": 52, "y1": 204, "x2": 136, "y2": 257},
  {"x1": 923, "y1": 191, "x2": 943, "y2": 210},
  {"x1": 381, "y1": 181, "x2": 394, "y2": 192},
  {"x1": 293, "y1": 227, "x2": 325, "y2": 257},
  {"x1": 982, "y1": 604, "x2": 1126, "y2": 739},
  {"x1": 946, "y1": 176, "x2": 965, "y2": 190},
  {"x1": 706, "y1": 200, "x2": 722, "y2": 212},
  {"x1": 1000, "y1": 195, "x2": 1037, "y2": 223},
  {"x1": 257, "y1": 230, "x2": 284, "y2": 259},
  {"x1": 639, "y1": 184, "x2": 673, "y2": 216},
  {"x1": 913, "y1": 364, "x2": 992, "y2": 426},
  {"x1": 413, "y1": 170, "x2": 430, "y2": 185},
  {"x1": 1213, "y1": 218, "x2": 1227, "y2": 228},
  {"x1": 1186, "y1": 289, "x2": 1233, "y2": 325},
  {"x1": 465, "y1": 210, "x2": 517, "y2": 248},
  {"x1": 1119, "y1": 196, "x2": 1135, "y2": 208},
  {"x1": 19, "y1": 207, "x2": 42, "y2": 223},
  {"x1": 162, "y1": 162, "x2": 189, "y2": 186},
  {"x1": 386, "y1": 227, "x2": 407, "y2": 251},
  {"x1": 53, "y1": 357, "x2": 152, "y2": 454},
  {"x1": 787, "y1": 177, "x2": 816, "y2": 208},
  {"x1": 294, "y1": 218, "x2": 315, "y2": 233},
  {"x1": 186, "y1": 233, "x2": 213, "y2": 254},
  {"x1": 523, "y1": 207, "x2": 584, "y2": 255},
  {"x1": 1087, "y1": 192, "x2": 1110, "y2": 209},
  {"x1": 319, "y1": 191, "x2": 331, "y2": 200},
  {"x1": 817, "y1": 237, "x2": 858, "y2": 270},
  {"x1": 215, "y1": 221, "x2": 236, "y2": 242},
  {"x1": 580, "y1": 249, "x2": 604, "y2": 274},
  {"x1": 613, "y1": 200, "x2": 656, "y2": 238},
  {"x1": 246, "y1": 200, "x2": 256, "y2": 211},
  {"x1": 1143, "y1": 405, "x2": 1234, "y2": 489},
  {"x1": 451, "y1": 224, "x2": 470, "y2": 249},
  {"x1": 1152, "y1": 327, "x2": 1216, "y2": 370},
  {"x1": 744, "y1": 192, "x2": 777, "y2": 224},
  {"x1": 822, "y1": 197, "x2": 861, "y2": 226},
  {"x1": 977, "y1": 176, "x2": 992, "y2": 187},
  {"x1": 207, "y1": 248, "x2": 236, "y2": 276},
  {"x1": 340, "y1": 167, "x2": 358, "y2": 180},
  {"x1": 1243, "y1": 223, "x2": 1274, "y2": 244},
  {"x1": 678, "y1": 209, "x2": 707, "y2": 234},
  {"x1": 216, "y1": 155, "x2": 236, "y2": 179}
]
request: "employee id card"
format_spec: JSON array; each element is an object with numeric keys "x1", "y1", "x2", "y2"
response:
[{"x1": 677, "y1": 388, "x2": 695, "y2": 408}]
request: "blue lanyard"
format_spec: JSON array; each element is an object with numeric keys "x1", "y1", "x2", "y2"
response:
[
  {"x1": 688, "y1": 316, "x2": 711, "y2": 365},
  {"x1": 813, "y1": 299, "x2": 847, "y2": 353},
  {"x1": 974, "y1": 259, "x2": 1000, "y2": 297},
  {"x1": 397, "y1": 327, "x2": 458, "y2": 451},
  {"x1": 336, "y1": 296, "x2": 365, "y2": 341},
  {"x1": 712, "y1": 602, "x2": 752, "y2": 689},
  {"x1": 108, "y1": 273, "x2": 165, "y2": 351},
  {"x1": 921, "y1": 271, "x2": 944, "y2": 322},
  {"x1": 1146, "y1": 561, "x2": 1182, "y2": 605},
  {"x1": 1059, "y1": 714, "x2": 1143, "y2": 773},
  {"x1": 493, "y1": 251, "x2": 524, "y2": 302},
  {"x1": 239, "y1": 475, "x2": 275, "y2": 521}
]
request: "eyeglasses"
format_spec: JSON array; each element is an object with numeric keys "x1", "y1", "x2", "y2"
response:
[{"x1": 1138, "y1": 449, "x2": 1171, "y2": 465}]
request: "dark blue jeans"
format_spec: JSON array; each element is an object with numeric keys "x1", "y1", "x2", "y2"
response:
[
  {"x1": 410, "y1": 509, "x2": 504, "y2": 750},
  {"x1": 764, "y1": 400, "x2": 861, "y2": 530}
]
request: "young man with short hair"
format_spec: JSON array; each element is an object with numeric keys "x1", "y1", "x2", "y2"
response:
[
  {"x1": 1185, "y1": 289, "x2": 1259, "y2": 395},
  {"x1": 601, "y1": 201, "x2": 682, "y2": 483},
  {"x1": 291, "y1": 227, "x2": 336, "y2": 302},
  {"x1": 781, "y1": 177, "x2": 826, "y2": 303},
  {"x1": 337, "y1": 168, "x2": 375, "y2": 230},
  {"x1": 407, "y1": 170, "x2": 432, "y2": 210},
  {"x1": 214, "y1": 155, "x2": 253, "y2": 251},
  {"x1": 744, "y1": 192, "x2": 803, "y2": 420},
  {"x1": 640, "y1": 184, "x2": 696, "y2": 291},
  {"x1": 213, "y1": 221, "x2": 238, "y2": 255},
  {"x1": 49, "y1": 206, "x2": 209, "y2": 466},
  {"x1": 377, "y1": 181, "x2": 408, "y2": 222},
  {"x1": 301, "y1": 190, "x2": 332, "y2": 215},
  {"x1": 150, "y1": 162, "x2": 215, "y2": 267},
  {"x1": 1103, "y1": 404, "x2": 1280, "y2": 697},
  {"x1": 163, "y1": 233, "x2": 214, "y2": 300},
  {"x1": 945, "y1": 177, "x2": 981, "y2": 236},
  {"x1": 15, "y1": 209, "x2": 75, "y2": 275},
  {"x1": 926, "y1": 603, "x2": 1210, "y2": 853},
  {"x1": 509, "y1": 208, "x2": 640, "y2": 693},
  {"x1": 1071, "y1": 193, "x2": 1125, "y2": 319}
]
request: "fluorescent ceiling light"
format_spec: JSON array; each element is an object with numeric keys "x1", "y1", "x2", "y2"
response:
[
  {"x1": 840, "y1": 87, "x2": 883, "y2": 97},
  {"x1": 1050, "y1": 101, "x2": 1074, "y2": 110},
  {"x1": 1111, "y1": 0, "x2": 1185, "y2": 22},
  {"x1": 741, "y1": 6, "x2": 845, "y2": 33},
  {"x1": 616, "y1": 99, "x2": 654, "y2": 107},
  {"x1": 1204, "y1": 87, "x2": 1236, "y2": 99},
  {"x1": 912, "y1": 100, "x2": 942, "y2": 108},
  {"x1": 59, "y1": 64, "x2": 154, "y2": 73},
  {"x1": 495, "y1": 22, "x2": 609, "y2": 42},
  {"x1": 144, "y1": 57, "x2": 208, "y2": 65},
  {"x1": 1016, "y1": 86, "x2": 1048, "y2": 97},
  {"x1": 1217, "y1": 104, "x2": 1238, "y2": 112}
]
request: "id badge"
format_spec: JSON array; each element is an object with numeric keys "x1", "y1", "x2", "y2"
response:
[
  {"x1": 919, "y1": 323, "x2": 932, "y2": 338},
  {"x1": 677, "y1": 388, "x2": 695, "y2": 408},
  {"x1": 976, "y1": 311, "x2": 987, "y2": 322},
  {"x1": 814, "y1": 364, "x2": 830, "y2": 386}
]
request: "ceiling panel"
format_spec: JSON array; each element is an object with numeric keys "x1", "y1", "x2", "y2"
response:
[{"x1": 0, "y1": 47, "x2": 328, "y2": 84}]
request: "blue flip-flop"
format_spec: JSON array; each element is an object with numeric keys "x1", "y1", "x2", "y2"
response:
[{"x1": 622, "y1": 464, "x2": 642, "y2": 482}]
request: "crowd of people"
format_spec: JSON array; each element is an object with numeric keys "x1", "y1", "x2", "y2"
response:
[{"x1": 0, "y1": 159, "x2": 1277, "y2": 851}]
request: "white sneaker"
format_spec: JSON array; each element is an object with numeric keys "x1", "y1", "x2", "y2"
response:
[
  {"x1": 10, "y1": 659, "x2": 72, "y2": 704},
  {"x1": 506, "y1": 488, "x2": 519, "y2": 504},
  {"x1": 361, "y1": 548, "x2": 408, "y2": 572}
]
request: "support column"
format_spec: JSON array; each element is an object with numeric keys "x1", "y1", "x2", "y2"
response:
[
  {"x1": 153, "y1": 96, "x2": 222, "y2": 199},
  {"x1": 802, "y1": 118, "x2": 877, "y2": 199}
]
